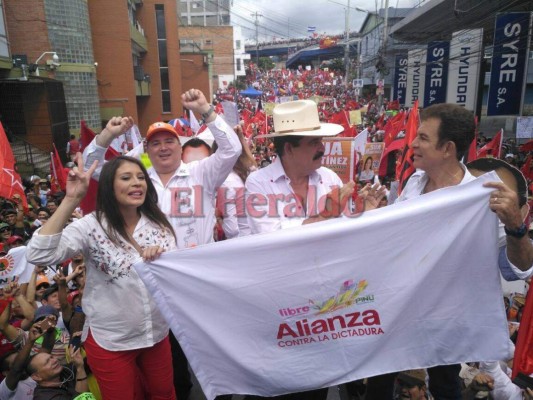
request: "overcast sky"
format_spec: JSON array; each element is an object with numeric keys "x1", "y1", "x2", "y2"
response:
[{"x1": 232, "y1": 0, "x2": 421, "y2": 42}]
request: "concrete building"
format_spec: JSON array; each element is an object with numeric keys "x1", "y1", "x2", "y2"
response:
[
  {"x1": 0, "y1": 0, "x2": 200, "y2": 169},
  {"x1": 178, "y1": 0, "x2": 249, "y2": 93},
  {"x1": 358, "y1": 8, "x2": 412, "y2": 98},
  {"x1": 178, "y1": 0, "x2": 230, "y2": 27},
  {"x1": 179, "y1": 22, "x2": 249, "y2": 95}
]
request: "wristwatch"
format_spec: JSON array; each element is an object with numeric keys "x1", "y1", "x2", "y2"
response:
[
  {"x1": 504, "y1": 223, "x2": 528, "y2": 238},
  {"x1": 200, "y1": 105, "x2": 215, "y2": 124}
]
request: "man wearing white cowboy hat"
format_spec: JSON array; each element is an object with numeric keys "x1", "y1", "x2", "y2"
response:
[
  {"x1": 244, "y1": 99, "x2": 357, "y2": 399},
  {"x1": 245, "y1": 99, "x2": 363, "y2": 236}
]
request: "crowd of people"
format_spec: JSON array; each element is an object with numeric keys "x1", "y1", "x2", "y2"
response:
[{"x1": 0, "y1": 81, "x2": 532, "y2": 400}]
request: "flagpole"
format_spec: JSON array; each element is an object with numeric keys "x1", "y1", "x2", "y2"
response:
[
  {"x1": 344, "y1": 0, "x2": 350, "y2": 89},
  {"x1": 50, "y1": 152, "x2": 58, "y2": 182},
  {"x1": 498, "y1": 129, "x2": 503, "y2": 159}
]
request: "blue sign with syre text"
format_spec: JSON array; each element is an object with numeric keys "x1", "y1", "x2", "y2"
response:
[
  {"x1": 393, "y1": 54, "x2": 408, "y2": 106},
  {"x1": 487, "y1": 13, "x2": 531, "y2": 116},
  {"x1": 424, "y1": 41, "x2": 450, "y2": 106}
]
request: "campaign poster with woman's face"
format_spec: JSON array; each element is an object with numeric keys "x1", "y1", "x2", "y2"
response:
[{"x1": 359, "y1": 143, "x2": 385, "y2": 182}]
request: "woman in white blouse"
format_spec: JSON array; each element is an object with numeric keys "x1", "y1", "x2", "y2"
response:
[{"x1": 26, "y1": 154, "x2": 177, "y2": 399}]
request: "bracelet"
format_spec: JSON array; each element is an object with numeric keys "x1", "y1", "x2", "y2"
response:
[
  {"x1": 76, "y1": 376, "x2": 87, "y2": 381},
  {"x1": 504, "y1": 222, "x2": 528, "y2": 238},
  {"x1": 200, "y1": 105, "x2": 215, "y2": 124}
]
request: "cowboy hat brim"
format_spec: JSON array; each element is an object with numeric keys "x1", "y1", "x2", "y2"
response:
[{"x1": 255, "y1": 122, "x2": 344, "y2": 139}]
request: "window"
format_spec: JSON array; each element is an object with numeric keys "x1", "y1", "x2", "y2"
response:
[
  {"x1": 156, "y1": 5, "x2": 171, "y2": 112},
  {"x1": 235, "y1": 40, "x2": 241, "y2": 50},
  {"x1": 236, "y1": 58, "x2": 242, "y2": 72},
  {"x1": 0, "y1": 0, "x2": 8, "y2": 57}
]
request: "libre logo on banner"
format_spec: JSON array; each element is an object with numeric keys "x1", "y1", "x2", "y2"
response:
[
  {"x1": 0, "y1": 254, "x2": 14, "y2": 276},
  {"x1": 424, "y1": 41, "x2": 450, "y2": 106},
  {"x1": 393, "y1": 54, "x2": 408, "y2": 106},
  {"x1": 405, "y1": 49, "x2": 426, "y2": 107},
  {"x1": 277, "y1": 279, "x2": 382, "y2": 347},
  {"x1": 446, "y1": 29, "x2": 483, "y2": 111},
  {"x1": 487, "y1": 13, "x2": 531, "y2": 116}
]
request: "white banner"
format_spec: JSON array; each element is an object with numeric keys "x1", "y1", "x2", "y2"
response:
[
  {"x1": 446, "y1": 29, "x2": 483, "y2": 111},
  {"x1": 135, "y1": 172, "x2": 510, "y2": 399},
  {"x1": 0, "y1": 246, "x2": 33, "y2": 287},
  {"x1": 405, "y1": 49, "x2": 426, "y2": 108}
]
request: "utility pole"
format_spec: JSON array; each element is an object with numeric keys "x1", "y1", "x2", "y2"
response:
[
  {"x1": 344, "y1": 0, "x2": 351, "y2": 89},
  {"x1": 252, "y1": 12, "x2": 262, "y2": 66},
  {"x1": 377, "y1": 0, "x2": 389, "y2": 110},
  {"x1": 287, "y1": 18, "x2": 290, "y2": 59}
]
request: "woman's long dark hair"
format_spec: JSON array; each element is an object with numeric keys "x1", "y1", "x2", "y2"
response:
[{"x1": 95, "y1": 156, "x2": 175, "y2": 247}]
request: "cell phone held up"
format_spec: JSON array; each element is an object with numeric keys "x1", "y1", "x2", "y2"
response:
[
  {"x1": 513, "y1": 373, "x2": 533, "y2": 390},
  {"x1": 69, "y1": 335, "x2": 81, "y2": 352},
  {"x1": 37, "y1": 315, "x2": 57, "y2": 333}
]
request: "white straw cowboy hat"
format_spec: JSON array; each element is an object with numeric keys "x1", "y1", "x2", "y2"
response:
[{"x1": 256, "y1": 100, "x2": 343, "y2": 138}]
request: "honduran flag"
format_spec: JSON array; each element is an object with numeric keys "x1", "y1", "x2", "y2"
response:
[{"x1": 307, "y1": 26, "x2": 316, "y2": 33}]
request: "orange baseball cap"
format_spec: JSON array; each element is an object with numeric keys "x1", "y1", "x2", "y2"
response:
[{"x1": 146, "y1": 122, "x2": 180, "y2": 142}]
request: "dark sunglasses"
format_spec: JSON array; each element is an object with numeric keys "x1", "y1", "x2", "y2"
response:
[
  {"x1": 36, "y1": 284, "x2": 50, "y2": 290},
  {"x1": 0, "y1": 227, "x2": 11, "y2": 233}
]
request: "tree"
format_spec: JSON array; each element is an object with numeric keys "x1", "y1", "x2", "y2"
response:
[
  {"x1": 323, "y1": 58, "x2": 345, "y2": 72},
  {"x1": 257, "y1": 57, "x2": 275, "y2": 71}
]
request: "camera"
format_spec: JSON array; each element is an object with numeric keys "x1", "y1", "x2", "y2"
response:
[{"x1": 46, "y1": 59, "x2": 61, "y2": 68}]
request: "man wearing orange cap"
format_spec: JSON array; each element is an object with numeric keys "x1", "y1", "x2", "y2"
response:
[{"x1": 83, "y1": 88, "x2": 241, "y2": 249}]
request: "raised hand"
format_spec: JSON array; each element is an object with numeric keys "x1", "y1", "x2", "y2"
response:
[
  {"x1": 64, "y1": 153, "x2": 99, "y2": 202},
  {"x1": 28, "y1": 322, "x2": 46, "y2": 342},
  {"x1": 321, "y1": 182, "x2": 356, "y2": 219},
  {"x1": 484, "y1": 181, "x2": 523, "y2": 230},
  {"x1": 360, "y1": 182, "x2": 387, "y2": 211},
  {"x1": 102, "y1": 116, "x2": 135, "y2": 140},
  {"x1": 181, "y1": 89, "x2": 210, "y2": 116},
  {"x1": 3, "y1": 280, "x2": 20, "y2": 299},
  {"x1": 53, "y1": 269, "x2": 67, "y2": 287}
]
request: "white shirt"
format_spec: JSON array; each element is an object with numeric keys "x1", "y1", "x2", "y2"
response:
[
  {"x1": 398, "y1": 167, "x2": 533, "y2": 279},
  {"x1": 26, "y1": 213, "x2": 176, "y2": 351},
  {"x1": 479, "y1": 361, "x2": 523, "y2": 400},
  {"x1": 83, "y1": 115, "x2": 241, "y2": 249},
  {"x1": 219, "y1": 170, "x2": 250, "y2": 239},
  {"x1": 0, "y1": 377, "x2": 35, "y2": 400},
  {"x1": 245, "y1": 157, "x2": 343, "y2": 233}
]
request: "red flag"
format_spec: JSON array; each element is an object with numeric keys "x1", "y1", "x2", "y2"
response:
[
  {"x1": 379, "y1": 138, "x2": 406, "y2": 177},
  {"x1": 50, "y1": 144, "x2": 68, "y2": 193},
  {"x1": 464, "y1": 115, "x2": 478, "y2": 163},
  {"x1": 521, "y1": 154, "x2": 533, "y2": 181},
  {"x1": 387, "y1": 99, "x2": 400, "y2": 110},
  {"x1": 375, "y1": 113, "x2": 386, "y2": 131},
  {"x1": 79, "y1": 121, "x2": 120, "y2": 214},
  {"x1": 513, "y1": 290, "x2": 533, "y2": 378},
  {"x1": 0, "y1": 122, "x2": 28, "y2": 210},
  {"x1": 383, "y1": 111, "x2": 406, "y2": 148},
  {"x1": 477, "y1": 130, "x2": 502, "y2": 159},
  {"x1": 396, "y1": 100, "x2": 419, "y2": 194},
  {"x1": 215, "y1": 103, "x2": 224, "y2": 115},
  {"x1": 520, "y1": 140, "x2": 533, "y2": 152},
  {"x1": 329, "y1": 111, "x2": 354, "y2": 137},
  {"x1": 80, "y1": 120, "x2": 119, "y2": 159}
]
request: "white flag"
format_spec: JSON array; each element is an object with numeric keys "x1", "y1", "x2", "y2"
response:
[
  {"x1": 190, "y1": 110, "x2": 201, "y2": 134},
  {"x1": 0, "y1": 246, "x2": 33, "y2": 287},
  {"x1": 353, "y1": 129, "x2": 368, "y2": 156},
  {"x1": 134, "y1": 172, "x2": 509, "y2": 399}
]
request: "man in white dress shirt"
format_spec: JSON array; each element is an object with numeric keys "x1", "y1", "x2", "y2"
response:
[
  {"x1": 83, "y1": 88, "x2": 241, "y2": 400},
  {"x1": 244, "y1": 100, "x2": 356, "y2": 400}
]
